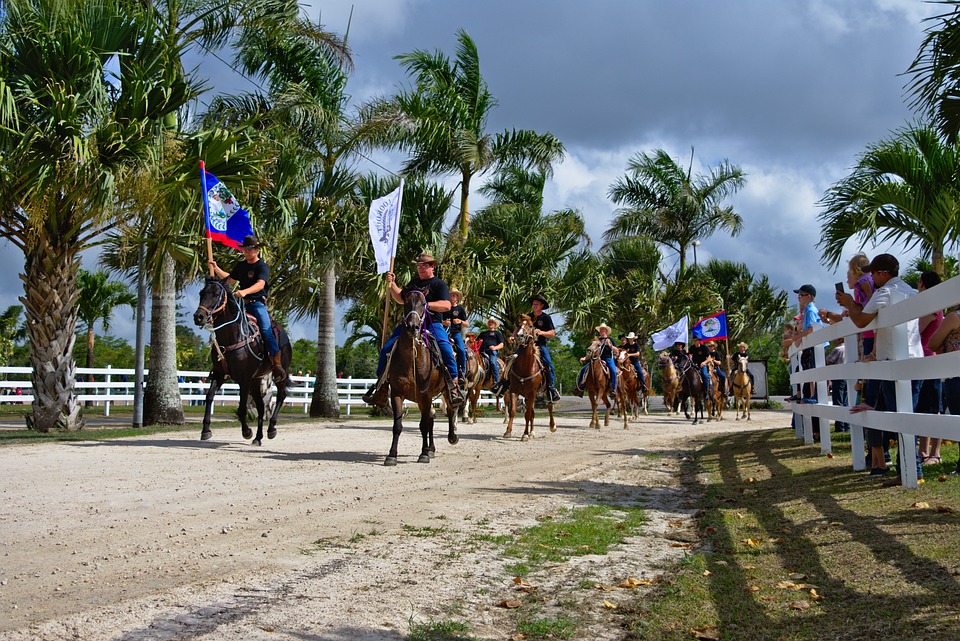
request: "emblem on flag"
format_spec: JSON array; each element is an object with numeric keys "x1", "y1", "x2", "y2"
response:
[
  {"x1": 692, "y1": 311, "x2": 728, "y2": 341},
  {"x1": 201, "y1": 167, "x2": 254, "y2": 250}
]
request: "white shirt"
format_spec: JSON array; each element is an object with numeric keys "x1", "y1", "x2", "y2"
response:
[{"x1": 861, "y1": 276, "x2": 923, "y2": 360}]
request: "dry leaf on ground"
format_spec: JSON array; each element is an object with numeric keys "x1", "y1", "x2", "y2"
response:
[
  {"x1": 603, "y1": 599, "x2": 617, "y2": 609},
  {"x1": 690, "y1": 624, "x2": 721, "y2": 640},
  {"x1": 498, "y1": 600, "x2": 522, "y2": 609},
  {"x1": 790, "y1": 600, "x2": 812, "y2": 610}
]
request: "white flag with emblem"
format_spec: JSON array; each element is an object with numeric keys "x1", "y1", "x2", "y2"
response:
[
  {"x1": 368, "y1": 179, "x2": 404, "y2": 274},
  {"x1": 652, "y1": 316, "x2": 689, "y2": 351}
]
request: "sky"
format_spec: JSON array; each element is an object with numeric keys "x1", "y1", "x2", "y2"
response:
[{"x1": 0, "y1": 0, "x2": 950, "y2": 345}]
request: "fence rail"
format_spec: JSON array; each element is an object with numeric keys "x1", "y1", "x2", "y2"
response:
[{"x1": 788, "y1": 273, "x2": 960, "y2": 488}]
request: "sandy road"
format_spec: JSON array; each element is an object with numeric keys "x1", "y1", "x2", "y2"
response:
[{"x1": 0, "y1": 406, "x2": 790, "y2": 640}]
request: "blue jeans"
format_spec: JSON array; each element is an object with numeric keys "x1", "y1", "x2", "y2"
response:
[
  {"x1": 831, "y1": 379, "x2": 849, "y2": 431},
  {"x1": 539, "y1": 343, "x2": 556, "y2": 388},
  {"x1": 449, "y1": 330, "x2": 466, "y2": 378},
  {"x1": 378, "y1": 320, "x2": 458, "y2": 381},
  {"x1": 483, "y1": 351, "x2": 500, "y2": 383},
  {"x1": 246, "y1": 300, "x2": 279, "y2": 357},
  {"x1": 576, "y1": 358, "x2": 617, "y2": 391},
  {"x1": 631, "y1": 360, "x2": 646, "y2": 392},
  {"x1": 877, "y1": 379, "x2": 922, "y2": 479}
]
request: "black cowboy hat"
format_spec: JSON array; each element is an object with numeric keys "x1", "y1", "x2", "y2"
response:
[
  {"x1": 240, "y1": 235, "x2": 260, "y2": 249},
  {"x1": 529, "y1": 293, "x2": 549, "y2": 308}
]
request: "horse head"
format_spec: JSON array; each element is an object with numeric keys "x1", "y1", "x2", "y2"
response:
[
  {"x1": 401, "y1": 288, "x2": 428, "y2": 332},
  {"x1": 586, "y1": 338, "x2": 602, "y2": 360},
  {"x1": 657, "y1": 352, "x2": 673, "y2": 369},
  {"x1": 734, "y1": 354, "x2": 749, "y2": 373},
  {"x1": 194, "y1": 277, "x2": 231, "y2": 327}
]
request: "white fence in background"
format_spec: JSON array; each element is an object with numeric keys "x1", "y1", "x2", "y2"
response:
[
  {"x1": 789, "y1": 274, "x2": 960, "y2": 488},
  {"x1": 0, "y1": 367, "x2": 498, "y2": 417}
]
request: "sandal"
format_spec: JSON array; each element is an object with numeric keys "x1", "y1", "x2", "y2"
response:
[{"x1": 921, "y1": 456, "x2": 942, "y2": 465}]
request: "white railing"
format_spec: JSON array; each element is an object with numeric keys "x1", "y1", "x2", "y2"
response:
[
  {"x1": 789, "y1": 274, "x2": 960, "y2": 488},
  {"x1": 0, "y1": 367, "x2": 498, "y2": 417}
]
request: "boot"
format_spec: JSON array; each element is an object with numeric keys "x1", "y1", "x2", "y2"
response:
[
  {"x1": 271, "y1": 353, "x2": 286, "y2": 380},
  {"x1": 362, "y1": 383, "x2": 390, "y2": 410},
  {"x1": 549, "y1": 387, "x2": 560, "y2": 402},
  {"x1": 572, "y1": 387, "x2": 584, "y2": 398},
  {"x1": 448, "y1": 377, "x2": 465, "y2": 408}
]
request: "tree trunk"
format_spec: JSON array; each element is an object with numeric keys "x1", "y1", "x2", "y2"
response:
[
  {"x1": 459, "y1": 170, "x2": 471, "y2": 239},
  {"x1": 933, "y1": 245, "x2": 944, "y2": 276},
  {"x1": 85, "y1": 326, "x2": 96, "y2": 409},
  {"x1": 310, "y1": 260, "x2": 339, "y2": 418},
  {"x1": 21, "y1": 240, "x2": 82, "y2": 431},
  {"x1": 143, "y1": 253, "x2": 184, "y2": 425}
]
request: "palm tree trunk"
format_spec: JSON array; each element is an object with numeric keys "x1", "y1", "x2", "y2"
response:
[
  {"x1": 86, "y1": 326, "x2": 96, "y2": 409},
  {"x1": 459, "y1": 170, "x2": 471, "y2": 239},
  {"x1": 22, "y1": 240, "x2": 82, "y2": 431},
  {"x1": 310, "y1": 260, "x2": 340, "y2": 418},
  {"x1": 144, "y1": 253, "x2": 184, "y2": 425},
  {"x1": 933, "y1": 245, "x2": 944, "y2": 275}
]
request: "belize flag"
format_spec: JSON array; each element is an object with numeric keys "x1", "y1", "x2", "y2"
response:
[
  {"x1": 692, "y1": 311, "x2": 728, "y2": 341},
  {"x1": 201, "y1": 162, "x2": 254, "y2": 250}
]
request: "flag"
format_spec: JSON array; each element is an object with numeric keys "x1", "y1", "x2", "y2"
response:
[
  {"x1": 368, "y1": 179, "x2": 404, "y2": 274},
  {"x1": 201, "y1": 166, "x2": 254, "y2": 250},
  {"x1": 692, "y1": 311, "x2": 728, "y2": 341},
  {"x1": 652, "y1": 316, "x2": 688, "y2": 351}
]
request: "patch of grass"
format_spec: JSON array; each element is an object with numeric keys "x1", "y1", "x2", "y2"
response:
[
  {"x1": 402, "y1": 524, "x2": 449, "y2": 538},
  {"x1": 503, "y1": 504, "x2": 647, "y2": 576},
  {"x1": 515, "y1": 609, "x2": 578, "y2": 640},
  {"x1": 406, "y1": 618, "x2": 474, "y2": 641},
  {"x1": 348, "y1": 531, "x2": 366, "y2": 544},
  {"x1": 622, "y1": 428, "x2": 960, "y2": 640}
]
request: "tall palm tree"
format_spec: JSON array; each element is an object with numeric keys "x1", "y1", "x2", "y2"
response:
[
  {"x1": 390, "y1": 29, "x2": 565, "y2": 239},
  {"x1": 817, "y1": 123, "x2": 960, "y2": 273},
  {"x1": 0, "y1": 306, "x2": 25, "y2": 368},
  {"x1": 907, "y1": 1, "x2": 960, "y2": 143},
  {"x1": 0, "y1": 0, "x2": 197, "y2": 431},
  {"x1": 606, "y1": 148, "x2": 746, "y2": 275},
  {"x1": 697, "y1": 259, "x2": 788, "y2": 347},
  {"x1": 76, "y1": 270, "x2": 137, "y2": 371}
]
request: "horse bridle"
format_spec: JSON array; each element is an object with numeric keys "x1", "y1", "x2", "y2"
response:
[{"x1": 197, "y1": 279, "x2": 229, "y2": 322}]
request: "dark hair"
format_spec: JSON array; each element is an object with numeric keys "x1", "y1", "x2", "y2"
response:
[{"x1": 919, "y1": 270, "x2": 942, "y2": 289}]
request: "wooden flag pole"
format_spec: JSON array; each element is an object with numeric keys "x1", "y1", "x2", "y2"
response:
[
  {"x1": 200, "y1": 160, "x2": 214, "y2": 276},
  {"x1": 380, "y1": 256, "x2": 395, "y2": 348}
]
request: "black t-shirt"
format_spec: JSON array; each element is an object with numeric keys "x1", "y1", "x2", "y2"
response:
[
  {"x1": 689, "y1": 344, "x2": 710, "y2": 366},
  {"x1": 531, "y1": 312, "x2": 555, "y2": 346},
  {"x1": 626, "y1": 342, "x2": 642, "y2": 361},
  {"x1": 229, "y1": 258, "x2": 270, "y2": 302},
  {"x1": 596, "y1": 337, "x2": 615, "y2": 360},
  {"x1": 445, "y1": 305, "x2": 468, "y2": 335},
  {"x1": 405, "y1": 276, "x2": 450, "y2": 324},
  {"x1": 477, "y1": 329, "x2": 504, "y2": 354}
]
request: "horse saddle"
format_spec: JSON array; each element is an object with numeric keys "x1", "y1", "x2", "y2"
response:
[{"x1": 244, "y1": 313, "x2": 289, "y2": 352}]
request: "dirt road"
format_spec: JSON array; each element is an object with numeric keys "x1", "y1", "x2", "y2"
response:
[{"x1": 0, "y1": 405, "x2": 790, "y2": 640}]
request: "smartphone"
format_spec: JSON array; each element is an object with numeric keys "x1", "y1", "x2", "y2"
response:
[{"x1": 835, "y1": 282, "x2": 844, "y2": 294}]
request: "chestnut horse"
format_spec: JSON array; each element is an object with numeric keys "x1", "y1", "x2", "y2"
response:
[
  {"x1": 583, "y1": 339, "x2": 614, "y2": 429},
  {"x1": 676, "y1": 354, "x2": 706, "y2": 424},
  {"x1": 458, "y1": 347, "x2": 482, "y2": 422},
  {"x1": 504, "y1": 323, "x2": 556, "y2": 440},
  {"x1": 193, "y1": 277, "x2": 291, "y2": 445},
  {"x1": 657, "y1": 352, "x2": 681, "y2": 415},
  {"x1": 614, "y1": 353, "x2": 636, "y2": 428},
  {"x1": 704, "y1": 361, "x2": 725, "y2": 422},
  {"x1": 383, "y1": 289, "x2": 459, "y2": 466},
  {"x1": 466, "y1": 353, "x2": 504, "y2": 424},
  {"x1": 731, "y1": 354, "x2": 752, "y2": 420}
]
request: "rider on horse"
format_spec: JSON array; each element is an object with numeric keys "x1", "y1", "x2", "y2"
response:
[
  {"x1": 572, "y1": 323, "x2": 619, "y2": 397},
  {"x1": 363, "y1": 252, "x2": 465, "y2": 409},
  {"x1": 494, "y1": 294, "x2": 561, "y2": 402},
  {"x1": 443, "y1": 287, "x2": 469, "y2": 381},
  {"x1": 207, "y1": 235, "x2": 286, "y2": 380},
  {"x1": 689, "y1": 336, "x2": 716, "y2": 393},
  {"x1": 670, "y1": 340, "x2": 687, "y2": 364},
  {"x1": 727, "y1": 341, "x2": 756, "y2": 388},
  {"x1": 477, "y1": 318, "x2": 505, "y2": 387},
  {"x1": 705, "y1": 340, "x2": 728, "y2": 396},
  {"x1": 624, "y1": 332, "x2": 648, "y2": 395}
]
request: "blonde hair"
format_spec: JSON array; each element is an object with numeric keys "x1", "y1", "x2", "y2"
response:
[{"x1": 847, "y1": 253, "x2": 870, "y2": 279}]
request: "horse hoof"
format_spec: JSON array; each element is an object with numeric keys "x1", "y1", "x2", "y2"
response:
[
  {"x1": 520, "y1": 434, "x2": 529, "y2": 442},
  {"x1": 502, "y1": 431, "x2": 512, "y2": 439},
  {"x1": 200, "y1": 430, "x2": 212, "y2": 441},
  {"x1": 242, "y1": 427, "x2": 253, "y2": 439},
  {"x1": 384, "y1": 457, "x2": 398, "y2": 467},
  {"x1": 550, "y1": 425, "x2": 557, "y2": 433},
  {"x1": 267, "y1": 428, "x2": 277, "y2": 439},
  {"x1": 448, "y1": 433, "x2": 459, "y2": 445},
  {"x1": 252, "y1": 438, "x2": 262, "y2": 446},
  {"x1": 417, "y1": 454, "x2": 431, "y2": 463}
]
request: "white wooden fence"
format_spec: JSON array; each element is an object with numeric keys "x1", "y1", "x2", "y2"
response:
[
  {"x1": 789, "y1": 274, "x2": 960, "y2": 488},
  {"x1": 0, "y1": 367, "x2": 497, "y2": 417}
]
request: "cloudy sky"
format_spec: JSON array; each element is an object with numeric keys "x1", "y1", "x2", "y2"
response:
[{"x1": 0, "y1": 0, "x2": 950, "y2": 344}]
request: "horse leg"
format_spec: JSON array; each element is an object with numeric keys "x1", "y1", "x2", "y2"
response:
[
  {"x1": 503, "y1": 392, "x2": 515, "y2": 438},
  {"x1": 547, "y1": 396, "x2": 557, "y2": 432},
  {"x1": 267, "y1": 375, "x2": 286, "y2": 439},
  {"x1": 200, "y1": 375, "x2": 223, "y2": 440},
  {"x1": 251, "y1": 386, "x2": 266, "y2": 446},
  {"x1": 619, "y1": 393, "x2": 628, "y2": 429},
  {"x1": 602, "y1": 393, "x2": 611, "y2": 427},
  {"x1": 385, "y1": 395, "x2": 403, "y2": 466},
  {"x1": 237, "y1": 383, "x2": 254, "y2": 440},
  {"x1": 418, "y1": 400, "x2": 434, "y2": 463},
  {"x1": 521, "y1": 393, "x2": 535, "y2": 441}
]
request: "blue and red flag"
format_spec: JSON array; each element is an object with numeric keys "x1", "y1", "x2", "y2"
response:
[
  {"x1": 200, "y1": 161, "x2": 254, "y2": 250},
  {"x1": 692, "y1": 311, "x2": 728, "y2": 341}
]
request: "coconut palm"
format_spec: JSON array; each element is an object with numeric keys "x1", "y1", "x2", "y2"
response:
[
  {"x1": 817, "y1": 123, "x2": 960, "y2": 274},
  {"x1": 696, "y1": 259, "x2": 788, "y2": 347},
  {"x1": 907, "y1": 2, "x2": 960, "y2": 143},
  {"x1": 0, "y1": 306, "x2": 25, "y2": 368},
  {"x1": 0, "y1": 0, "x2": 198, "y2": 431},
  {"x1": 390, "y1": 29, "x2": 565, "y2": 239},
  {"x1": 605, "y1": 149, "x2": 746, "y2": 275},
  {"x1": 76, "y1": 270, "x2": 137, "y2": 372}
]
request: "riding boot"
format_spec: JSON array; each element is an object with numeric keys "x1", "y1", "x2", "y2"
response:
[
  {"x1": 448, "y1": 377, "x2": 465, "y2": 408},
  {"x1": 271, "y1": 353, "x2": 287, "y2": 381},
  {"x1": 573, "y1": 387, "x2": 584, "y2": 398},
  {"x1": 362, "y1": 382, "x2": 390, "y2": 410}
]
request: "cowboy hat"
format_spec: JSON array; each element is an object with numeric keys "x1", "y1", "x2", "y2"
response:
[
  {"x1": 449, "y1": 287, "x2": 462, "y2": 298},
  {"x1": 411, "y1": 252, "x2": 438, "y2": 266},
  {"x1": 239, "y1": 235, "x2": 260, "y2": 249},
  {"x1": 625, "y1": 332, "x2": 637, "y2": 339},
  {"x1": 486, "y1": 317, "x2": 500, "y2": 327},
  {"x1": 529, "y1": 293, "x2": 549, "y2": 308},
  {"x1": 595, "y1": 323, "x2": 612, "y2": 333},
  {"x1": 737, "y1": 342, "x2": 748, "y2": 349}
]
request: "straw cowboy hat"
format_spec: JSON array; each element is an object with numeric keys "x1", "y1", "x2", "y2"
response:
[
  {"x1": 486, "y1": 317, "x2": 500, "y2": 327},
  {"x1": 411, "y1": 252, "x2": 438, "y2": 266},
  {"x1": 737, "y1": 342, "x2": 749, "y2": 349},
  {"x1": 595, "y1": 323, "x2": 612, "y2": 333},
  {"x1": 625, "y1": 332, "x2": 637, "y2": 339},
  {"x1": 449, "y1": 287, "x2": 462, "y2": 298}
]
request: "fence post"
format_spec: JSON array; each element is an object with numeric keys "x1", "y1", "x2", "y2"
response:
[
  {"x1": 104, "y1": 365, "x2": 112, "y2": 417},
  {"x1": 814, "y1": 342, "x2": 830, "y2": 454},
  {"x1": 845, "y1": 331, "x2": 866, "y2": 471},
  {"x1": 346, "y1": 376, "x2": 352, "y2": 416},
  {"x1": 893, "y1": 322, "x2": 919, "y2": 488}
]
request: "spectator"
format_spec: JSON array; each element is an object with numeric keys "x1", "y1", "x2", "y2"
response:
[
  {"x1": 793, "y1": 284, "x2": 825, "y2": 439},
  {"x1": 916, "y1": 271, "x2": 944, "y2": 465},
  {"x1": 928, "y1": 301, "x2": 960, "y2": 476},
  {"x1": 825, "y1": 338, "x2": 849, "y2": 432},
  {"x1": 836, "y1": 253, "x2": 923, "y2": 484}
]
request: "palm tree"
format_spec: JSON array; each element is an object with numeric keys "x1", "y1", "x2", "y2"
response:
[
  {"x1": 0, "y1": 306, "x2": 25, "y2": 368},
  {"x1": 697, "y1": 259, "x2": 788, "y2": 347},
  {"x1": 390, "y1": 29, "x2": 565, "y2": 239},
  {"x1": 0, "y1": 0, "x2": 197, "y2": 431},
  {"x1": 605, "y1": 149, "x2": 746, "y2": 275},
  {"x1": 907, "y1": 2, "x2": 960, "y2": 143},
  {"x1": 817, "y1": 123, "x2": 960, "y2": 274},
  {"x1": 76, "y1": 270, "x2": 137, "y2": 372}
]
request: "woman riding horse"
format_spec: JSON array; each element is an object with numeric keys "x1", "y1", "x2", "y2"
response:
[{"x1": 574, "y1": 323, "x2": 619, "y2": 429}]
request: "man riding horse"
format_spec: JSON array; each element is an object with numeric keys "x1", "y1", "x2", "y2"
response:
[
  {"x1": 443, "y1": 287, "x2": 469, "y2": 382},
  {"x1": 363, "y1": 252, "x2": 465, "y2": 409},
  {"x1": 207, "y1": 235, "x2": 286, "y2": 380},
  {"x1": 493, "y1": 294, "x2": 561, "y2": 402},
  {"x1": 573, "y1": 323, "x2": 619, "y2": 397},
  {"x1": 705, "y1": 340, "x2": 728, "y2": 396},
  {"x1": 477, "y1": 317, "x2": 505, "y2": 387},
  {"x1": 624, "y1": 332, "x2": 648, "y2": 397}
]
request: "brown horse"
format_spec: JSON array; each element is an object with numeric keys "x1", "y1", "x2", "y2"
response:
[
  {"x1": 458, "y1": 347, "x2": 482, "y2": 422},
  {"x1": 704, "y1": 361, "x2": 725, "y2": 421},
  {"x1": 730, "y1": 354, "x2": 752, "y2": 420},
  {"x1": 193, "y1": 277, "x2": 291, "y2": 445},
  {"x1": 383, "y1": 289, "x2": 459, "y2": 466},
  {"x1": 504, "y1": 323, "x2": 556, "y2": 440},
  {"x1": 657, "y1": 352, "x2": 681, "y2": 415},
  {"x1": 614, "y1": 353, "x2": 636, "y2": 428},
  {"x1": 677, "y1": 354, "x2": 706, "y2": 424},
  {"x1": 466, "y1": 352, "x2": 504, "y2": 424},
  {"x1": 621, "y1": 354, "x2": 651, "y2": 417},
  {"x1": 582, "y1": 339, "x2": 614, "y2": 429}
]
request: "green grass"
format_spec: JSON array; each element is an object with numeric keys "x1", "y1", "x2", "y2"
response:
[
  {"x1": 406, "y1": 618, "x2": 475, "y2": 641},
  {"x1": 621, "y1": 428, "x2": 960, "y2": 640},
  {"x1": 402, "y1": 524, "x2": 450, "y2": 538},
  {"x1": 515, "y1": 609, "x2": 578, "y2": 640}
]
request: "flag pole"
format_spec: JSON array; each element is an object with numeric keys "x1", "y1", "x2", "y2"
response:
[
  {"x1": 380, "y1": 257, "x2": 395, "y2": 348},
  {"x1": 200, "y1": 160, "x2": 214, "y2": 276}
]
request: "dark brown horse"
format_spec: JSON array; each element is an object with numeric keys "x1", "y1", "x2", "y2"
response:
[
  {"x1": 193, "y1": 277, "x2": 291, "y2": 445},
  {"x1": 504, "y1": 322, "x2": 556, "y2": 440},
  {"x1": 583, "y1": 339, "x2": 613, "y2": 429},
  {"x1": 466, "y1": 352, "x2": 504, "y2": 424},
  {"x1": 676, "y1": 354, "x2": 706, "y2": 424},
  {"x1": 382, "y1": 289, "x2": 458, "y2": 466}
]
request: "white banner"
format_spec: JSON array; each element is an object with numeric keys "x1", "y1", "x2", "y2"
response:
[
  {"x1": 651, "y1": 316, "x2": 689, "y2": 351},
  {"x1": 368, "y1": 179, "x2": 404, "y2": 274}
]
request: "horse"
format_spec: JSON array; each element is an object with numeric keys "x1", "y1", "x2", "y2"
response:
[
  {"x1": 676, "y1": 354, "x2": 706, "y2": 424},
  {"x1": 614, "y1": 353, "x2": 636, "y2": 428},
  {"x1": 504, "y1": 322, "x2": 556, "y2": 440},
  {"x1": 621, "y1": 354, "x2": 652, "y2": 417},
  {"x1": 582, "y1": 339, "x2": 614, "y2": 429},
  {"x1": 704, "y1": 361, "x2": 725, "y2": 422},
  {"x1": 657, "y1": 352, "x2": 681, "y2": 415},
  {"x1": 382, "y1": 289, "x2": 459, "y2": 466},
  {"x1": 466, "y1": 352, "x2": 504, "y2": 424},
  {"x1": 458, "y1": 347, "x2": 482, "y2": 423},
  {"x1": 193, "y1": 277, "x2": 292, "y2": 445},
  {"x1": 730, "y1": 354, "x2": 752, "y2": 420}
]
